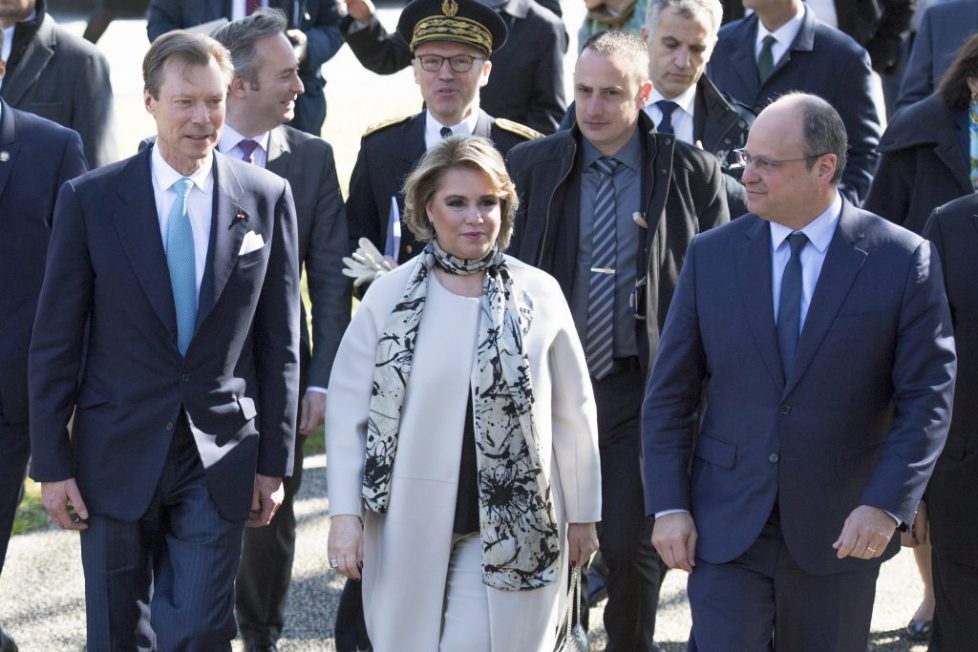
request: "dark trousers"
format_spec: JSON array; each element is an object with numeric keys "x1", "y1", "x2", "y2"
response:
[
  {"x1": 593, "y1": 362, "x2": 663, "y2": 652},
  {"x1": 80, "y1": 419, "x2": 245, "y2": 652},
  {"x1": 687, "y1": 511, "x2": 879, "y2": 652},
  {"x1": 235, "y1": 434, "x2": 307, "y2": 645},
  {"x1": 0, "y1": 417, "x2": 30, "y2": 577},
  {"x1": 930, "y1": 550, "x2": 978, "y2": 652}
]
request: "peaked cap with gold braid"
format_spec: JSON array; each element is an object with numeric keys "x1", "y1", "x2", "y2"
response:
[{"x1": 396, "y1": 0, "x2": 508, "y2": 58}]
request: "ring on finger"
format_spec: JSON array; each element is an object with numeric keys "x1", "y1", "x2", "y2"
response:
[
  {"x1": 866, "y1": 546, "x2": 877, "y2": 554},
  {"x1": 329, "y1": 558, "x2": 339, "y2": 569}
]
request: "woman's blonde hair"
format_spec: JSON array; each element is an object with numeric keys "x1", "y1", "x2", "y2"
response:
[{"x1": 402, "y1": 136, "x2": 519, "y2": 251}]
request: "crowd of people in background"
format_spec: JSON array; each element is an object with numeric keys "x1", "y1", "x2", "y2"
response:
[{"x1": 0, "y1": 0, "x2": 976, "y2": 650}]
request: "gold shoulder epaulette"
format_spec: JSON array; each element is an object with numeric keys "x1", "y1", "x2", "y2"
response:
[
  {"x1": 363, "y1": 114, "x2": 412, "y2": 137},
  {"x1": 494, "y1": 118, "x2": 543, "y2": 141}
]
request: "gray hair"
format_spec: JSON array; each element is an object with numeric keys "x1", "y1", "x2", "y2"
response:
[
  {"x1": 211, "y1": 8, "x2": 289, "y2": 83},
  {"x1": 646, "y1": 0, "x2": 723, "y2": 35},
  {"x1": 581, "y1": 30, "x2": 650, "y2": 84},
  {"x1": 144, "y1": 30, "x2": 234, "y2": 99}
]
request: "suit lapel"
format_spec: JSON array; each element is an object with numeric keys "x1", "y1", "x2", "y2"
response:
[
  {"x1": 196, "y1": 153, "x2": 247, "y2": 329},
  {"x1": 785, "y1": 203, "x2": 868, "y2": 395},
  {"x1": 2, "y1": 18, "x2": 54, "y2": 106},
  {"x1": 735, "y1": 217, "x2": 785, "y2": 388},
  {"x1": 114, "y1": 149, "x2": 178, "y2": 340},
  {"x1": 265, "y1": 126, "x2": 291, "y2": 179},
  {"x1": 0, "y1": 102, "x2": 20, "y2": 201}
]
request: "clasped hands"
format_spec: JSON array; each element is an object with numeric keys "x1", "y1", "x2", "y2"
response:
[{"x1": 652, "y1": 505, "x2": 899, "y2": 573}]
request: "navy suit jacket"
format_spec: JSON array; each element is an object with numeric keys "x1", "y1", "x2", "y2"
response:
[
  {"x1": 642, "y1": 198, "x2": 955, "y2": 575},
  {"x1": 28, "y1": 148, "x2": 301, "y2": 523},
  {"x1": 707, "y1": 10, "x2": 881, "y2": 206},
  {"x1": 0, "y1": 100, "x2": 87, "y2": 424}
]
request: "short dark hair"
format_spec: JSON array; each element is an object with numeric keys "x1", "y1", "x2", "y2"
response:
[
  {"x1": 788, "y1": 92, "x2": 847, "y2": 185},
  {"x1": 144, "y1": 31, "x2": 233, "y2": 99},
  {"x1": 939, "y1": 33, "x2": 978, "y2": 110},
  {"x1": 211, "y1": 8, "x2": 289, "y2": 83}
]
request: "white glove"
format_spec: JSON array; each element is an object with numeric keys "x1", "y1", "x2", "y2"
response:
[{"x1": 342, "y1": 238, "x2": 395, "y2": 288}]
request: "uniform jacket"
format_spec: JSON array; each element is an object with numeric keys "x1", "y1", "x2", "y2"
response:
[
  {"x1": 643, "y1": 200, "x2": 956, "y2": 575},
  {"x1": 28, "y1": 148, "x2": 301, "y2": 523},
  {"x1": 506, "y1": 111, "x2": 729, "y2": 370},
  {"x1": 346, "y1": 109, "x2": 538, "y2": 263},
  {"x1": 708, "y1": 9, "x2": 881, "y2": 205},
  {"x1": 1, "y1": 1, "x2": 115, "y2": 168},
  {"x1": 340, "y1": 0, "x2": 568, "y2": 134},
  {"x1": 0, "y1": 100, "x2": 87, "y2": 424},
  {"x1": 864, "y1": 94, "x2": 972, "y2": 236}
]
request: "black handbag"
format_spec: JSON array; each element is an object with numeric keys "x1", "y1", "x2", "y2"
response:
[{"x1": 555, "y1": 567, "x2": 589, "y2": 652}]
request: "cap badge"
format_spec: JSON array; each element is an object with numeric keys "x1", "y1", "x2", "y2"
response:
[{"x1": 441, "y1": 0, "x2": 459, "y2": 17}]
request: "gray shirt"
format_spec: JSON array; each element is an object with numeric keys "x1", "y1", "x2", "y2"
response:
[{"x1": 573, "y1": 129, "x2": 643, "y2": 359}]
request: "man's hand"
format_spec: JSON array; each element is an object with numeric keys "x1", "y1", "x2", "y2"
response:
[
  {"x1": 299, "y1": 391, "x2": 326, "y2": 434},
  {"x1": 652, "y1": 512, "x2": 697, "y2": 572},
  {"x1": 328, "y1": 514, "x2": 365, "y2": 580},
  {"x1": 247, "y1": 474, "x2": 285, "y2": 528},
  {"x1": 567, "y1": 522, "x2": 599, "y2": 568},
  {"x1": 833, "y1": 505, "x2": 898, "y2": 560},
  {"x1": 901, "y1": 501, "x2": 929, "y2": 548},
  {"x1": 41, "y1": 479, "x2": 89, "y2": 531},
  {"x1": 340, "y1": 0, "x2": 376, "y2": 23},
  {"x1": 286, "y1": 29, "x2": 308, "y2": 63}
]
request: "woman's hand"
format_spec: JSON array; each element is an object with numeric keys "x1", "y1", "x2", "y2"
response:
[
  {"x1": 567, "y1": 522, "x2": 599, "y2": 568},
  {"x1": 328, "y1": 514, "x2": 365, "y2": 580}
]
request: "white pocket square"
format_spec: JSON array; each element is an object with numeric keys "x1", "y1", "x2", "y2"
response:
[{"x1": 238, "y1": 230, "x2": 265, "y2": 256}]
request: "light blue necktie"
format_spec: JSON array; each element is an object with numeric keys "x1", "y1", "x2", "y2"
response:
[
  {"x1": 586, "y1": 156, "x2": 620, "y2": 380},
  {"x1": 166, "y1": 177, "x2": 197, "y2": 355}
]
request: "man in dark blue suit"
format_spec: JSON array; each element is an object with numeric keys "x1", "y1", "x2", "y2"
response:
[
  {"x1": 28, "y1": 31, "x2": 300, "y2": 650},
  {"x1": 642, "y1": 93, "x2": 955, "y2": 651},
  {"x1": 0, "y1": 36, "x2": 88, "y2": 652},
  {"x1": 707, "y1": 0, "x2": 881, "y2": 206}
]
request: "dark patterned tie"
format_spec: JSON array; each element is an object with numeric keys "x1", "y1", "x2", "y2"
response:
[
  {"x1": 656, "y1": 100, "x2": 679, "y2": 135},
  {"x1": 586, "y1": 156, "x2": 620, "y2": 380},
  {"x1": 777, "y1": 232, "x2": 808, "y2": 377},
  {"x1": 238, "y1": 139, "x2": 259, "y2": 164},
  {"x1": 440, "y1": 126, "x2": 453, "y2": 138},
  {"x1": 758, "y1": 34, "x2": 778, "y2": 84}
]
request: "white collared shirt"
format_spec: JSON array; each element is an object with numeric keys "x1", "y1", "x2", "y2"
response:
[
  {"x1": 151, "y1": 144, "x2": 215, "y2": 296},
  {"x1": 644, "y1": 84, "x2": 698, "y2": 145},
  {"x1": 755, "y1": 4, "x2": 807, "y2": 69},
  {"x1": 424, "y1": 110, "x2": 479, "y2": 151},
  {"x1": 769, "y1": 191, "x2": 842, "y2": 328},
  {"x1": 218, "y1": 124, "x2": 271, "y2": 168}
]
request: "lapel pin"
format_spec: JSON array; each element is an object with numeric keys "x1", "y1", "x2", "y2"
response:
[
  {"x1": 0, "y1": 151, "x2": 9, "y2": 162},
  {"x1": 229, "y1": 209, "x2": 249, "y2": 230}
]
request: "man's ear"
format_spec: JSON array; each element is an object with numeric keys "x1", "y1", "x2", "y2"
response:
[
  {"x1": 638, "y1": 80, "x2": 654, "y2": 105},
  {"x1": 229, "y1": 74, "x2": 249, "y2": 97}
]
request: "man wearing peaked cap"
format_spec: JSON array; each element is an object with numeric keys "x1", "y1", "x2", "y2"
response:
[{"x1": 344, "y1": 0, "x2": 542, "y2": 269}]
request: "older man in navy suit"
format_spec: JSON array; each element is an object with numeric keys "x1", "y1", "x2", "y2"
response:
[
  {"x1": 0, "y1": 32, "x2": 87, "y2": 652},
  {"x1": 707, "y1": 0, "x2": 880, "y2": 206},
  {"x1": 28, "y1": 31, "x2": 300, "y2": 650},
  {"x1": 642, "y1": 93, "x2": 955, "y2": 651}
]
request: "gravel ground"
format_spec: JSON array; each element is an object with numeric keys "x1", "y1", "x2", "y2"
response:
[{"x1": 0, "y1": 454, "x2": 933, "y2": 650}]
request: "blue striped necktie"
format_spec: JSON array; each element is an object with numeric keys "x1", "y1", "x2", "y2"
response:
[
  {"x1": 166, "y1": 177, "x2": 197, "y2": 355},
  {"x1": 586, "y1": 156, "x2": 620, "y2": 380},
  {"x1": 777, "y1": 231, "x2": 808, "y2": 377}
]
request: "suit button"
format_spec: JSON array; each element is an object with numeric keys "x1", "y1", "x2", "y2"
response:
[
  {"x1": 779, "y1": 403, "x2": 791, "y2": 415},
  {"x1": 769, "y1": 453, "x2": 779, "y2": 463},
  {"x1": 166, "y1": 422, "x2": 174, "y2": 431},
  {"x1": 181, "y1": 374, "x2": 190, "y2": 383}
]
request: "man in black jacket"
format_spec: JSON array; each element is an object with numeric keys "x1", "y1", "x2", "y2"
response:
[{"x1": 508, "y1": 31, "x2": 727, "y2": 652}]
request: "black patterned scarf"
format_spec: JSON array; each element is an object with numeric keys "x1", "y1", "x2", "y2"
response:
[{"x1": 363, "y1": 241, "x2": 561, "y2": 590}]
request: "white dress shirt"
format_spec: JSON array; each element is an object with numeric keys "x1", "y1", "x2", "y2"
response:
[
  {"x1": 755, "y1": 4, "x2": 807, "y2": 69},
  {"x1": 218, "y1": 124, "x2": 271, "y2": 168},
  {"x1": 644, "y1": 84, "x2": 698, "y2": 145},
  {"x1": 424, "y1": 110, "x2": 480, "y2": 151},
  {"x1": 151, "y1": 144, "x2": 214, "y2": 296}
]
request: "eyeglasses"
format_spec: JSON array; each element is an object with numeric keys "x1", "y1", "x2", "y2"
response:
[
  {"x1": 733, "y1": 148, "x2": 828, "y2": 173},
  {"x1": 415, "y1": 54, "x2": 485, "y2": 73}
]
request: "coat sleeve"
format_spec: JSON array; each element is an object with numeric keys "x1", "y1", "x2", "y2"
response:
[
  {"x1": 146, "y1": 0, "x2": 185, "y2": 41},
  {"x1": 546, "y1": 282, "x2": 601, "y2": 524},
  {"x1": 253, "y1": 180, "x2": 302, "y2": 477},
  {"x1": 300, "y1": 0, "x2": 344, "y2": 73},
  {"x1": 896, "y1": 8, "x2": 936, "y2": 111},
  {"x1": 341, "y1": 16, "x2": 413, "y2": 75},
  {"x1": 835, "y1": 48, "x2": 881, "y2": 206},
  {"x1": 72, "y1": 47, "x2": 116, "y2": 168},
  {"x1": 866, "y1": 0, "x2": 913, "y2": 73},
  {"x1": 304, "y1": 142, "x2": 352, "y2": 389},
  {"x1": 863, "y1": 147, "x2": 913, "y2": 228}
]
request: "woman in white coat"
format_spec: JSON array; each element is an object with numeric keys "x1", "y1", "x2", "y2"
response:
[{"x1": 326, "y1": 136, "x2": 601, "y2": 651}]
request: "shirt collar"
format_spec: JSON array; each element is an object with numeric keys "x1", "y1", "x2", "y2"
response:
[
  {"x1": 646, "y1": 83, "x2": 697, "y2": 116},
  {"x1": 581, "y1": 125, "x2": 643, "y2": 172},
  {"x1": 769, "y1": 191, "x2": 842, "y2": 254},
  {"x1": 425, "y1": 109, "x2": 480, "y2": 142},
  {"x1": 755, "y1": 4, "x2": 806, "y2": 53},
  {"x1": 151, "y1": 142, "x2": 214, "y2": 194},
  {"x1": 218, "y1": 123, "x2": 270, "y2": 156}
]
